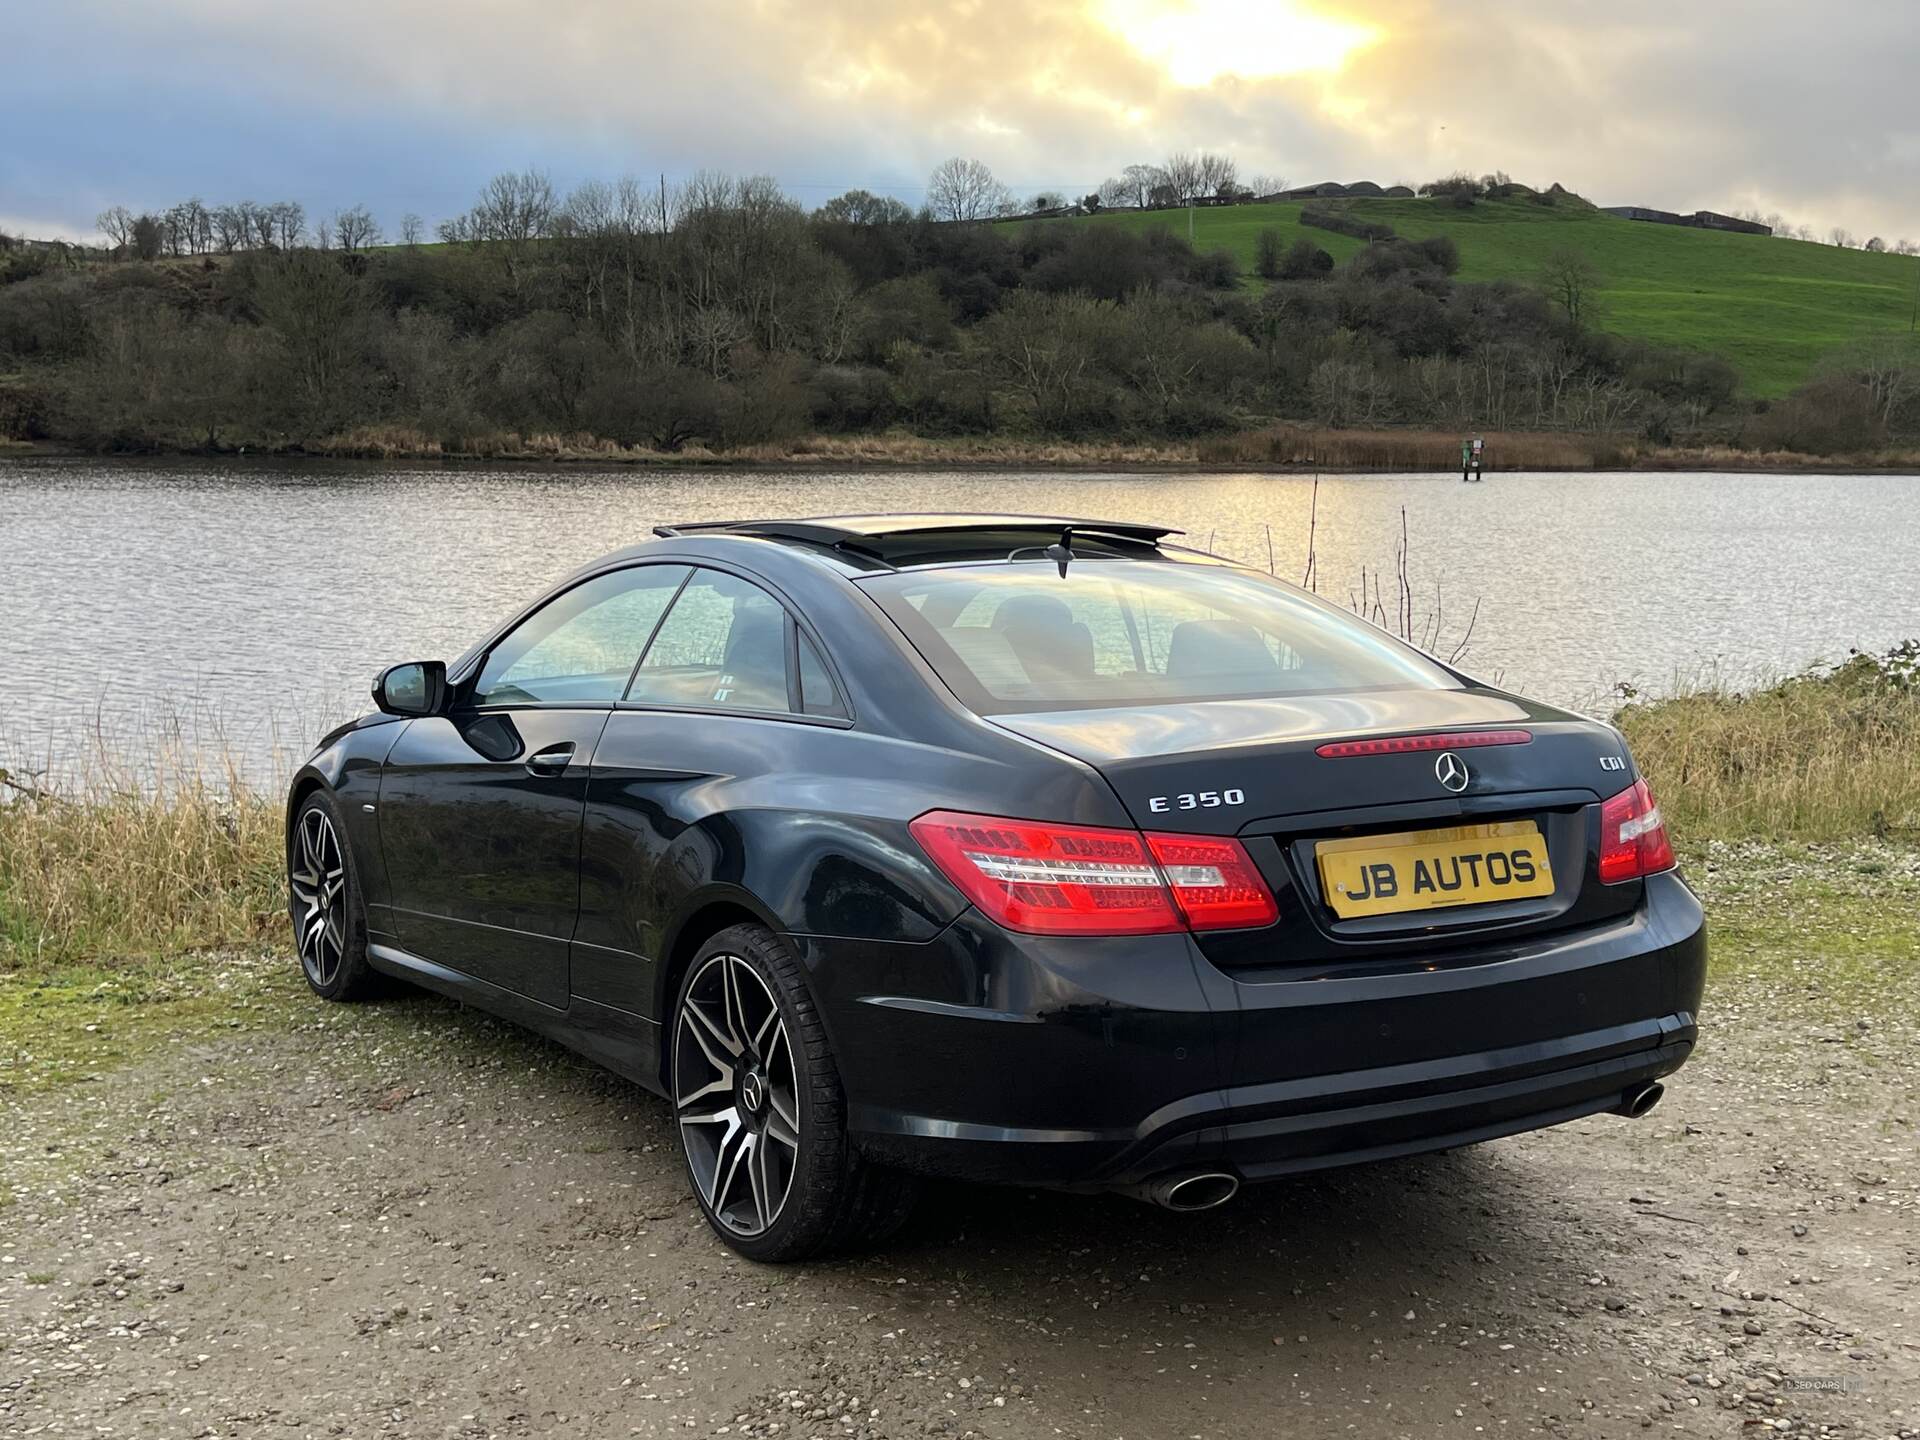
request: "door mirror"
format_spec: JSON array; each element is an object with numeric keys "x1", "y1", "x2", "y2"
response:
[{"x1": 372, "y1": 660, "x2": 448, "y2": 717}]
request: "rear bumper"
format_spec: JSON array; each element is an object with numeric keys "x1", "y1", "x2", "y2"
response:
[{"x1": 798, "y1": 870, "x2": 1706, "y2": 1190}]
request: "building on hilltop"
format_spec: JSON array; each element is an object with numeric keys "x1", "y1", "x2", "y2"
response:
[{"x1": 1603, "y1": 205, "x2": 1771, "y2": 236}]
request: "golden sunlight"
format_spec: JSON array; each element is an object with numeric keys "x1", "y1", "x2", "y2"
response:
[{"x1": 1098, "y1": 0, "x2": 1379, "y2": 86}]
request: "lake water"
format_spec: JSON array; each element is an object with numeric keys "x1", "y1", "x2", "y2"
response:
[{"x1": 3, "y1": 457, "x2": 1916, "y2": 784}]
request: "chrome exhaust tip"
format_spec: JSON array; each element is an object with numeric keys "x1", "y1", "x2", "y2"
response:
[
  {"x1": 1614, "y1": 1080, "x2": 1665, "y2": 1118},
  {"x1": 1146, "y1": 1170, "x2": 1240, "y2": 1212}
]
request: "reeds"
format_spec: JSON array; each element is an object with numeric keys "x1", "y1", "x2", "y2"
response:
[
  {"x1": 1616, "y1": 647, "x2": 1920, "y2": 841},
  {"x1": 305, "y1": 427, "x2": 1206, "y2": 467},
  {"x1": 0, "y1": 732, "x2": 285, "y2": 970},
  {"x1": 1197, "y1": 424, "x2": 1634, "y2": 471}
]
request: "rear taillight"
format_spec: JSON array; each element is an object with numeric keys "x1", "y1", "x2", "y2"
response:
[
  {"x1": 1597, "y1": 779, "x2": 1676, "y2": 884},
  {"x1": 909, "y1": 811, "x2": 1278, "y2": 936},
  {"x1": 1143, "y1": 832, "x2": 1280, "y2": 931}
]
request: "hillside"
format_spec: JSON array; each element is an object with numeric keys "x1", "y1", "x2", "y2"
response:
[{"x1": 1018, "y1": 198, "x2": 1920, "y2": 397}]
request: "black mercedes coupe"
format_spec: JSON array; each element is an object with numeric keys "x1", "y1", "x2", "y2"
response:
[{"x1": 286, "y1": 514, "x2": 1704, "y2": 1260}]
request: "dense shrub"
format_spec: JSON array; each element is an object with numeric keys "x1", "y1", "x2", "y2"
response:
[
  {"x1": 1744, "y1": 374, "x2": 1886, "y2": 454},
  {"x1": 0, "y1": 170, "x2": 1762, "y2": 447}
]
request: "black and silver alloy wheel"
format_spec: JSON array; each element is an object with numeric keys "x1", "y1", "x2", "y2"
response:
[
  {"x1": 673, "y1": 951, "x2": 802, "y2": 1238},
  {"x1": 290, "y1": 805, "x2": 348, "y2": 989},
  {"x1": 287, "y1": 791, "x2": 378, "y2": 1002}
]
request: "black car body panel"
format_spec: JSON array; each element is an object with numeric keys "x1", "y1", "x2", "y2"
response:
[{"x1": 288, "y1": 513, "x2": 1705, "y2": 1197}]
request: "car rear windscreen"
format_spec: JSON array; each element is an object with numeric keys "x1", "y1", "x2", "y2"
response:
[{"x1": 865, "y1": 561, "x2": 1462, "y2": 713}]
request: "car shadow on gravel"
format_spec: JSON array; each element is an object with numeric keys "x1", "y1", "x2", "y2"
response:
[
  {"x1": 373, "y1": 983, "x2": 1565, "y2": 1287},
  {"x1": 892, "y1": 1144, "x2": 1537, "y2": 1294}
]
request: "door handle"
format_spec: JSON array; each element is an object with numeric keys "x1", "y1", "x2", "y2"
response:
[{"x1": 525, "y1": 742, "x2": 576, "y2": 777}]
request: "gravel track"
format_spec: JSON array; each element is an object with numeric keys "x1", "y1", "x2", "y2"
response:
[{"x1": 3, "y1": 963, "x2": 1914, "y2": 1439}]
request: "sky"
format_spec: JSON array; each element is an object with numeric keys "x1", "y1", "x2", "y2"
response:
[{"x1": 8, "y1": 0, "x2": 1920, "y2": 245}]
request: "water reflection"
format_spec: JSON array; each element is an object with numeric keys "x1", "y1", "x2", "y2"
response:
[{"x1": 3, "y1": 457, "x2": 1916, "y2": 783}]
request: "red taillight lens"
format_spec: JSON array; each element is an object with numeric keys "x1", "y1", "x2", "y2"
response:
[
  {"x1": 1315, "y1": 729, "x2": 1532, "y2": 758},
  {"x1": 1143, "y1": 832, "x2": 1280, "y2": 931},
  {"x1": 1597, "y1": 779, "x2": 1676, "y2": 884},
  {"x1": 908, "y1": 811, "x2": 1277, "y2": 936}
]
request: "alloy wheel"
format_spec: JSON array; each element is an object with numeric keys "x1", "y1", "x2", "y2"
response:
[
  {"x1": 290, "y1": 807, "x2": 348, "y2": 989},
  {"x1": 673, "y1": 952, "x2": 801, "y2": 1237}
]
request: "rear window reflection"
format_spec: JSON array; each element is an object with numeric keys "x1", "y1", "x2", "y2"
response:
[{"x1": 870, "y1": 563, "x2": 1459, "y2": 713}]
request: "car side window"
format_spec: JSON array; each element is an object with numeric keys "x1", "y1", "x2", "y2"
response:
[
  {"x1": 627, "y1": 569, "x2": 793, "y2": 713},
  {"x1": 472, "y1": 565, "x2": 689, "y2": 707},
  {"x1": 796, "y1": 629, "x2": 848, "y2": 719}
]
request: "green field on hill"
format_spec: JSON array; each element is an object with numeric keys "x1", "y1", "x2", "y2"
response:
[{"x1": 1014, "y1": 198, "x2": 1920, "y2": 397}]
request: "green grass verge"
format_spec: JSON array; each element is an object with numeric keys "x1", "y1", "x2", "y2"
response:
[
  {"x1": 0, "y1": 949, "x2": 296, "y2": 1096},
  {"x1": 1018, "y1": 197, "x2": 1920, "y2": 397},
  {"x1": 1687, "y1": 841, "x2": 1920, "y2": 1024}
]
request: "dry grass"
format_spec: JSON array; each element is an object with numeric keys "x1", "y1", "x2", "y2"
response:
[
  {"x1": 1197, "y1": 424, "x2": 1635, "y2": 470},
  {"x1": 1617, "y1": 647, "x2": 1920, "y2": 841},
  {"x1": 0, "y1": 737, "x2": 285, "y2": 971},
  {"x1": 1636, "y1": 442, "x2": 1920, "y2": 472},
  {"x1": 303, "y1": 426, "x2": 1208, "y2": 467}
]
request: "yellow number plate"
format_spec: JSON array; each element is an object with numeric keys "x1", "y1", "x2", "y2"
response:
[{"x1": 1316, "y1": 821, "x2": 1554, "y2": 919}]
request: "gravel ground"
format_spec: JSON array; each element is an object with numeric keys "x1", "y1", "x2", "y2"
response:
[{"x1": 3, "y1": 926, "x2": 1916, "y2": 1439}]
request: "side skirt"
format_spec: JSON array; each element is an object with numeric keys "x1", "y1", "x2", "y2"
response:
[{"x1": 367, "y1": 942, "x2": 666, "y2": 1096}]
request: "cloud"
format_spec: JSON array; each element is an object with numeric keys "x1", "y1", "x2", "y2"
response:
[{"x1": 8, "y1": 0, "x2": 1920, "y2": 243}]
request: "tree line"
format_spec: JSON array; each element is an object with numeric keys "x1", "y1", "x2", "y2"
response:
[{"x1": 1, "y1": 167, "x2": 1913, "y2": 457}]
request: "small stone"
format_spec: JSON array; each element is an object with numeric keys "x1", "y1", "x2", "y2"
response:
[{"x1": 1744, "y1": 1321, "x2": 1764, "y2": 1336}]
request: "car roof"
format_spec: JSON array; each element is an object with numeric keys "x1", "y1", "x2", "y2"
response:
[{"x1": 651, "y1": 514, "x2": 1186, "y2": 571}]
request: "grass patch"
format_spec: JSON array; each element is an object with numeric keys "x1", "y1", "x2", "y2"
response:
[
  {"x1": 1688, "y1": 840, "x2": 1920, "y2": 1023},
  {"x1": 1026, "y1": 197, "x2": 1920, "y2": 396},
  {"x1": 1617, "y1": 644, "x2": 1920, "y2": 841},
  {"x1": 0, "y1": 948, "x2": 297, "y2": 1095}
]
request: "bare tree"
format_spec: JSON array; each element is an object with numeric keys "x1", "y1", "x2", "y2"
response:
[
  {"x1": 1028, "y1": 190, "x2": 1065, "y2": 212},
  {"x1": 315, "y1": 217, "x2": 333, "y2": 251},
  {"x1": 400, "y1": 213, "x2": 423, "y2": 246},
  {"x1": 1822, "y1": 335, "x2": 1920, "y2": 425},
  {"x1": 926, "y1": 157, "x2": 1012, "y2": 222},
  {"x1": 1119, "y1": 163, "x2": 1164, "y2": 208},
  {"x1": 814, "y1": 189, "x2": 913, "y2": 225},
  {"x1": 470, "y1": 169, "x2": 557, "y2": 242},
  {"x1": 458, "y1": 169, "x2": 558, "y2": 288},
  {"x1": 163, "y1": 199, "x2": 210, "y2": 256},
  {"x1": 1197, "y1": 153, "x2": 1240, "y2": 198},
  {"x1": 1865, "y1": 235, "x2": 1887, "y2": 253},
  {"x1": 213, "y1": 204, "x2": 251, "y2": 253},
  {"x1": 1829, "y1": 226, "x2": 1855, "y2": 249},
  {"x1": 1160, "y1": 152, "x2": 1206, "y2": 202},
  {"x1": 1246, "y1": 173, "x2": 1288, "y2": 199},
  {"x1": 333, "y1": 205, "x2": 382, "y2": 252},
  {"x1": 1540, "y1": 246, "x2": 1601, "y2": 330},
  {"x1": 96, "y1": 205, "x2": 135, "y2": 255},
  {"x1": 273, "y1": 201, "x2": 305, "y2": 249}
]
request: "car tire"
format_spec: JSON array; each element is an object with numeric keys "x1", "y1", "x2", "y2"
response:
[
  {"x1": 672, "y1": 922, "x2": 917, "y2": 1262},
  {"x1": 288, "y1": 789, "x2": 382, "y2": 1002}
]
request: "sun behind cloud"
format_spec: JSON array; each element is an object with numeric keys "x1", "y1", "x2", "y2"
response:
[{"x1": 1098, "y1": 0, "x2": 1379, "y2": 86}]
